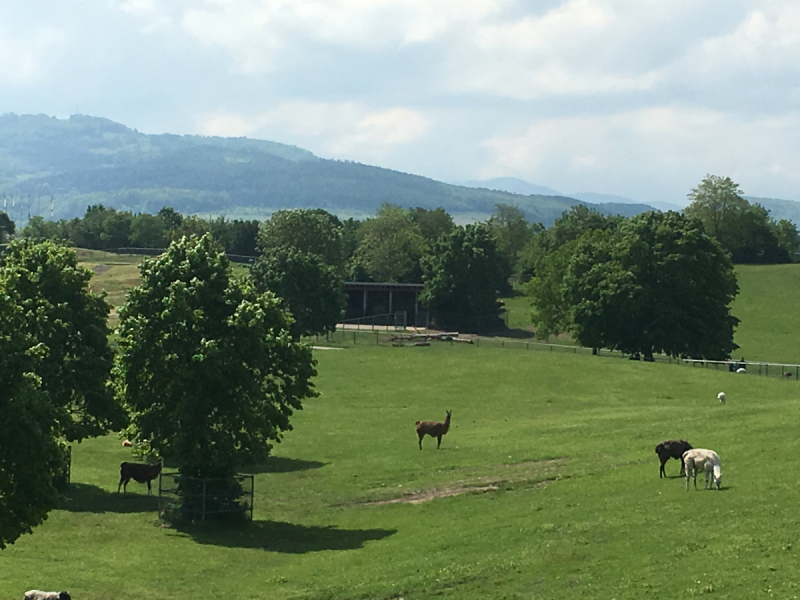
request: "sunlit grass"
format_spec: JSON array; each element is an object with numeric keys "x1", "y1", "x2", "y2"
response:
[
  {"x1": 731, "y1": 263, "x2": 800, "y2": 364},
  {"x1": 2, "y1": 344, "x2": 800, "y2": 599}
]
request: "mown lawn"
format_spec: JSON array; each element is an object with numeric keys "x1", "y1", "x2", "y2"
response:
[
  {"x1": 2, "y1": 343, "x2": 800, "y2": 599},
  {"x1": 731, "y1": 263, "x2": 800, "y2": 364}
]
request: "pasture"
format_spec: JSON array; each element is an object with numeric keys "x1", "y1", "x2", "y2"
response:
[
  {"x1": 731, "y1": 263, "x2": 800, "y2": 364},
  {"x1": 2, "y1": 343, "x2": 800, "y2": 599}
]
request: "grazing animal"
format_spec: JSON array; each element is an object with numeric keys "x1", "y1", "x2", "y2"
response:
[
  {"x1": 416, "y1": 410, "x2": 452, "y2": 450},
  {"x1": 683, "y1": 448, "x2": 722, "y2": 490},
  {"x1": 717, "y1": 392, "x2": 726, "y2": 405},
  {"x1": 24, "y1": 591, "x2": 71, "y2": 600},
  {"x1": 118, "y1": 460, "x2": 163, "y2": 495},
  {"x1": 122, "y1": 439, "x2": 132, "y2": 447},
  {"x1": 736, "y1": 367, "x2": 747, "y2": 374},
  {"x1": 783, "y1": 372, "x2": 792, "y2": 379},
  {"x1": 655, "y1": 439, "x2": 693, "y2": 478}
]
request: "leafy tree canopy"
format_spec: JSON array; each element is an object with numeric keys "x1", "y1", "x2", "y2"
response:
[
  {"x1": 421, "y1": 222, "x2": 510, "y2": 332},
  {"x1": 531, "y1": 211, "x2": 739, "y2": 360},
  {"x1": 115, "y1": 234, "x2": 318, "y2": 479},
  {"x1": 409, "y1": 206, "x2": 454, "y2": 243},
  {"x1": 258, "y1": 209, "x2": 344, "y2": 270},
  {"x1": 351, "y1": 203, "x2": 426, "y2": 282},
  {"x1": 517, "y1": 204, "x2": 620, "y2": 282},
  {"x1": 251, "y1": 247, "x2": 345, "y2": 338},
  {"x1": 685, "y1": 174, "x2": 796, "y2": 263},
  {"x1": 0, "y1": 239, "x2": 125, "y2": 441},
  {"x1": 0, "y1": 292, "x2": 63, "y2": 548}
]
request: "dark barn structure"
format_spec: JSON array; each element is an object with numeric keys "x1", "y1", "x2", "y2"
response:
[{"x1": 343, "y1": 282, "x2": 425, "y2": 327}]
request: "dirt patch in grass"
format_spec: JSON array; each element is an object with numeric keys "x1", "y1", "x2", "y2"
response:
[
  {"x1": 356, "y1": 458, "x2": 566, "y2": 505},
  {"x1": 91, "y1": 264, "x2": 112, "y2": 275}
]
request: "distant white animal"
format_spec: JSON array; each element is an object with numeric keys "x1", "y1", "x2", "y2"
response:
[
  {"x1": 736, "y1": 367, "x2": 746, "y2": 374},
  {"x1": 717, "y1": 392, "x2": 726, "y2": 405},
  {"x1": 682, "y1": 448, "x2": 722, "y2": 490},
  {"x1": 24, "y1": 591, "x2": 71, "y2": 600}
]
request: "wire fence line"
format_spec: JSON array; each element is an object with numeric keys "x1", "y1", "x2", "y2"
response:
[{"x1": 311, "y1": 327, "x2": 800, "y2": 382}]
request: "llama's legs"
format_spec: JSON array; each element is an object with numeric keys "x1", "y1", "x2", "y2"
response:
[
  {"x1": 436, "y1": 435, "x2": 442, "y2": 448},
  {"x1": 418, "y1": 434, "x2": 423, "y2": 450}
]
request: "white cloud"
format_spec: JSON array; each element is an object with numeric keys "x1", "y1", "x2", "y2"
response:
[
  {"x1": 687, "y1": 2, "x2": 800, "y2": 72},
  {"x1": 0, "y1": 26, "x2": 65, "y2": 85},
  {"x1": 198, "y1": 102, "x2": 429, "y2": 159},
  {"x1": 483, "y1": 107, "x2": 800, "y2": 202},
  {"x1": 173, "y1": 0, "x2": 504, "y2": 72}
]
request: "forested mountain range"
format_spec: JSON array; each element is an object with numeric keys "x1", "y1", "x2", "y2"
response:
[{"x1": 0, "y1": 113, "x2": 654, "y2": 227}]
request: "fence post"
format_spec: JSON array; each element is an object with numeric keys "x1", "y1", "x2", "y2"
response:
[{"x1": 202, "y1": 479, "x2": 207, "y2": 522}]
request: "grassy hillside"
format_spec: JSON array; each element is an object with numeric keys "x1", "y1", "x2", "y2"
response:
[
  {"x1": 730, "y1": 263, "x2": 800, "y2": 364},
  {"x1": 1, "y1": 344, "x2": 799, "y2": 599}
]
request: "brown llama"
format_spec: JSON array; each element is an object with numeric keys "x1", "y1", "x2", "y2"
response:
[{"x1": 416, "y1": 410, "x2": 452, "y2": 450}]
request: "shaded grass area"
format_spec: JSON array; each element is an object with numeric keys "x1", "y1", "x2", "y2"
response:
[{"x1": 4, "y1": 344, "x2": 800, "y2": 599}]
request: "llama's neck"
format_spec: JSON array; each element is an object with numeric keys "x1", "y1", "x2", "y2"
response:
[{"x1": 442, "y1": 415, "x2": 451, "y2": 434}]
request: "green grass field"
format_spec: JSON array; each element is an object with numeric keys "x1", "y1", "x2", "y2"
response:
[
  {"x1": 2, "y1": 343, "x2": 800, "y2": 599},
  {"x1": 731, "y1": 263, "x2": 800, "y2": 364},
  {"x1": 4, "y1": 251, "x2": 797, "y2": 598}
]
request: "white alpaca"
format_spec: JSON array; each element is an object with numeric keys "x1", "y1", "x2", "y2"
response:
[
  {"x1": 717, "y1": 392, "x2": 726, "y2": 405},
  {"x1": 682, "y1": 448, "x2": 721, "y2": 490}
]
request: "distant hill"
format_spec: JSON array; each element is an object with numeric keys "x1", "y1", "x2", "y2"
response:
[
  {"x1": 459, "y1": 178, "x2": 659, "y2": 219},
  {"x1": 0, "y1": 113, "x2": 654, "y2": 227},
  {"x1": 455, "y1": 177, "x2": 562, "y2": 197},
  {"x1": 746, "y1": 196, "x2": 800, "y2": 226}
]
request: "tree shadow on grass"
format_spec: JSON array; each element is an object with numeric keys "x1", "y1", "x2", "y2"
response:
[
  {"x1": 240, "y1": 456, "x2": 328, "y2": 475},
  {"x1": 58, "y1": 483, "x2": 159, "y2": 514},
  {"x1": 498, "y1": 328, "x2": 536, "y2": 339},
  {"x1": 170, "y1": 520, "x2": 396, "y2": 553}
]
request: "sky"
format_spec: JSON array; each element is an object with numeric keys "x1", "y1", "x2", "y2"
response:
[{"x1": 3, "y1": 0, "x2": 800, "y2": 206}]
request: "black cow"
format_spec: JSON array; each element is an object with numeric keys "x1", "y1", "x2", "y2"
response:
[
  {"x1": 118, "y1": 460, "x2": 163, "y2": 495},
  {"x1": 655, "y1": 439, "x2": 693, "y2": 478}
]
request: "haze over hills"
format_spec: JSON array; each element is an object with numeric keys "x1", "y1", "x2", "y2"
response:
[
  {"x1": 460, "y1": 177, "x2": 800, "y2": 226},
  {"x1": 0, "y1": 114, "x2": 661, "y2": 228},
  {"x1": 3, "y1": 113, "x2": 797, "y2": 229}
]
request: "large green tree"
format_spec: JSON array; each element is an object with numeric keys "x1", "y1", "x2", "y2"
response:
[
  {"x1": 259, "y1": 209, "x2": 345, "y2": 271},
  {"x1": 421, "y1": 222, "x2": 510, "y2": 332},
  {"x1": 254, "y1": 208, "x2": 346, "y2": 336},
  {"x1": 534, "y1": 211, "x2": 739, "y2": 360},
  {"x1": 517, "y1": 205, "x2": 619, "y2": 282},
  {"x1": 115, "y1": 234, "x2": 318, "y2": 483},
  {"x1": 488, "y1": 203, "x2": 533, "y2": 280},
  {"x1": 0, "y1": 239, "x2": 124, "y2": 441},
  {"x1": 409, "y1": 207, "x2": 454, "y2": 244},
  {"x1": 251, "y1": 247, "x2": 345, "y2": 338},
  {"x1": 0, "y1": 293, "x2": 63, "y2": 548},
  {"x1": 351, "y1": 204, "x2": 426, "y2": 282},
  {"x1": 684, "y1": 175, "x2": 794, "y2": 263}
]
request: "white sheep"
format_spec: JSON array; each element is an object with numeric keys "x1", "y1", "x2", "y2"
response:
[
  {"x1": 717, "y1": 392, "x2": 726, "y2": 405},
  {"x1": 682, "y1": 448, "x2": 722, "y2": 490},
  {"x1": 736, "y1": 367, "x2": 746, "y2": 374},
  {"x1": 24, "y1": 591, "x2": 71, "y2": 600}
]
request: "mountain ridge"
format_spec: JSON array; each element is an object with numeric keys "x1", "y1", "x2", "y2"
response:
[{"x1": 0, "y1": 113, "x2": 718, "y2": 226}]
